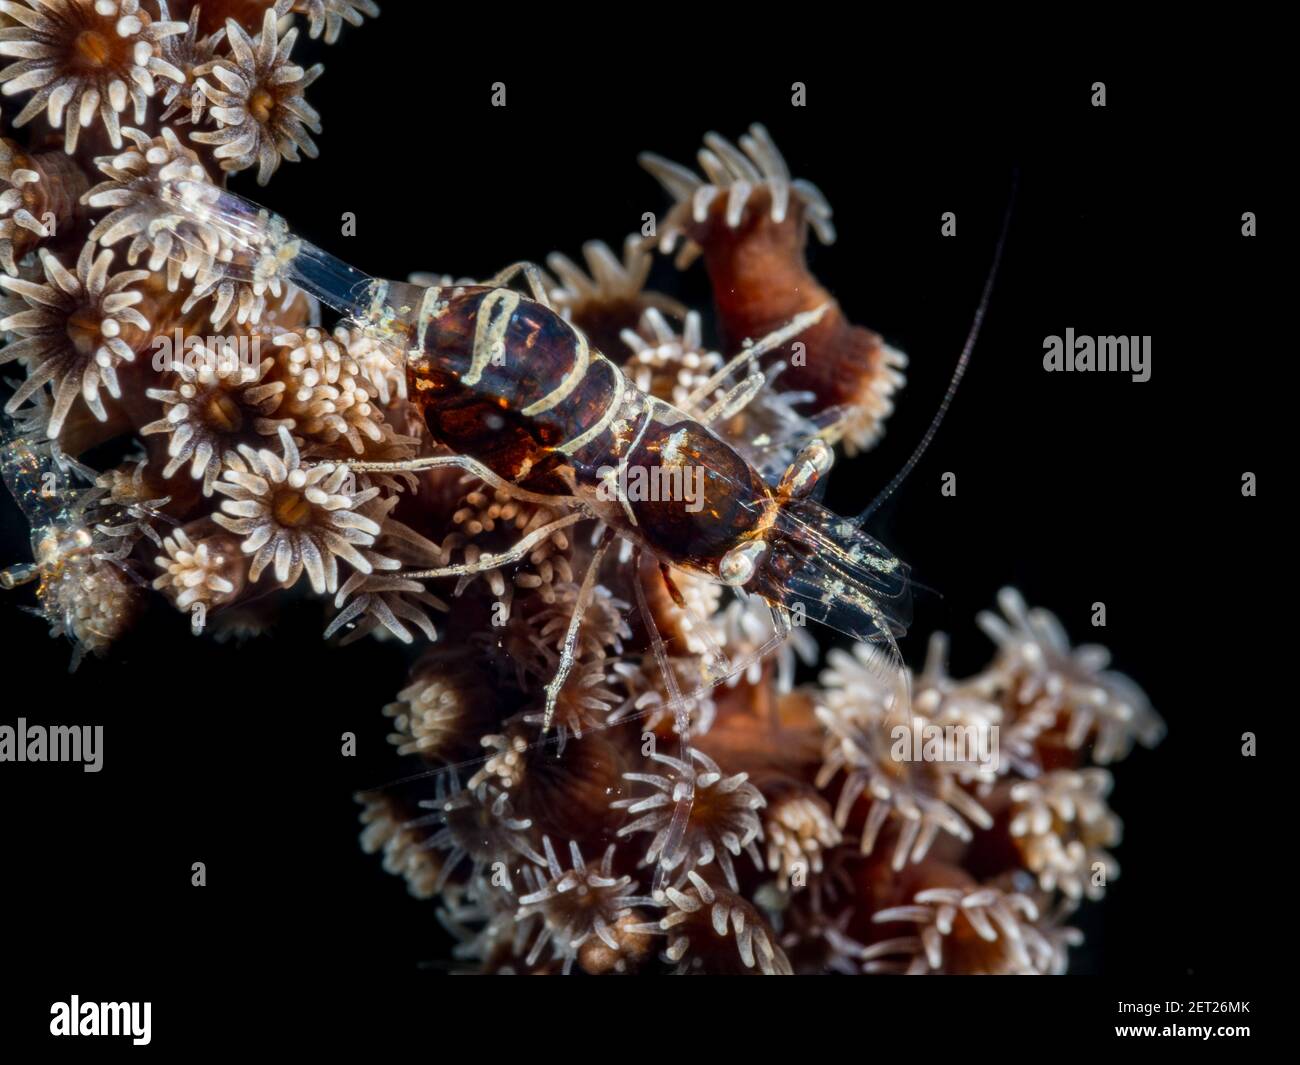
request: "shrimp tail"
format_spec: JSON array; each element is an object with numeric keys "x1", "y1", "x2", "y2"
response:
[{"x1": 150, "y1": 178, "x2": 381, "y2": 321}]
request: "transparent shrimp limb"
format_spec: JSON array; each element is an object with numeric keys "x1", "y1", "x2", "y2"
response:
[
  {"x1": 632, "y1": 546, "x2": 700, "y2": 898},
  {"x1": 664, "y1": 597, "x2": 794, "y2": 710},
  {"x1": 399, "y1": 512, "x2": 586, "y2": 582},
  {"x1": 344, "y1": 454, "x2": 580, "y2": 509},
  {"x1": 541, "y1": 527, "x2": 615, "y2": 733},
  {"x1": 680, "y1": 302, "x2": 830, "y2": 413},
  {"x1": 0, "y1": 414, "x2": 95, "y2": 589},
  {"x1": 655, "y1": 562, "x2": 731, "y2": 684}
]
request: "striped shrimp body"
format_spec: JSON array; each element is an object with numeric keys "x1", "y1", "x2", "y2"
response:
[
  {"x1": 368, "y1": 272, "x2": 911, "y2": 657},
  {"x1": 394, "y1": 283, "x2": 769, "y2": 564}
]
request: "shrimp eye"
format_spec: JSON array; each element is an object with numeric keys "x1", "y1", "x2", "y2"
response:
[
  {"x1": 778, "y1": 438, "x2": 834, "y2": 501},
  {"x1": 719, "y1": 540, "x2": 768, "y2": 586}
]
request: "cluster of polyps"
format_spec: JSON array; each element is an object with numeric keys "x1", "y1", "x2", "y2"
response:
[{"x1": 0, "y1": 4, "x2": 1161, "y2": 975}]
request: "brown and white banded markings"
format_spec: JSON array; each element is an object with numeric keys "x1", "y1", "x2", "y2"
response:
[{"x1": 146, "y1": 179, "x2": 915, "y2": 893}]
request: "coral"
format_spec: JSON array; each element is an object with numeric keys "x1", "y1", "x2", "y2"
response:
[
  {"x1": 82, "y1": 125, "x2": 215, "y2": 285},
  {"x1": 621, "y1": 308, "x2": 720, "y2": 409},
  {"x1": 273, "y1": 326, "x2": 385, "y2": 454},
  {"x1": 521, "y1": 657, "x2": 621, "y2": 741},
  {"x1": 614, "y1": 748, "x2": 766, "y2": 892},
  {"x1": 630, "y1": 869, "x2": 792, "y2": 975},
  {"x1": 211, "y1": 426, "x2": 382, "y2": 593},
  {"x1": 190, "y1": 8, "x2": 321, "y2": 185},
  {"x1": 514, "y1": 837, "x2": 648, "y2": 975},
  {"x1": 436, "y1": 888, "x2": 547, "y2": 974},
  {"x1": 381, "y1": 650, "x2": 492, "y2": 761},
  {"x1": 338, "y1": 324, "x2": 404, "y2": 405},
  {"x1": 863, "y1": 882, "x2": 1069, "y2": 976},
  {"x1": 292, "y1": 0, "x2": 377, "y2": 45},
  {"x1": 141, "y1": 345, "x2": 289, "y2": 494},
  {"x1": 0, "y1": 0, "x2": 187, "y2": 153},
  {"x1": 977, "y1": 586, "x2": 1166, "y2": 763},
  {"x1": 641, "y1": 123, "x2": 837, "y2": 261},
  {"x1": 815, "y1": 642, "x2": 996, "y2": 870},
  {"x1": 0, "y1": 12, "x2": 1160, "y2": 976},
  {"x1": 445, "y1": 486, "x2": 577, "y2": 611},
  {"x1": 355, "y1": 789, "x2": 449, "y2": 900},
  {"x1": 606, "y1": 652, "x2": 716, "y2": 735},
  {"x1": 485, "y1": 578, "x2": 629, "y2": 686},
  {"x1": 327, "y1": 492, "x2": 446, "y2": 642},
  {"x1": 153, "y1": 1, "x2": 225, "y2": 122},
  {"x1": 152, "y1": 525, "x2": 241, "y2": 611},
  {"x1": 713, "y1": 595, "x2": 816, "y2": 691},
  {"x1": 641, "y1": 124, "x2": 908, "y2": 453},
  {"x1": 545, "y1": 237, "x2": 682, "y2": 357},
  {"x1": 1007, "y1": 768, "x2": 1121, "y2": 901},
  {"x1": 1, "y1": 241, "x2": 151, "y2": 437},
  {"x1": 762, "y1": 782, "x2": 841, "y2": 885},
  {"x1": 1, "y1": 137, "x2": 86, "y2": 274},
  {"x1": 416, "y1": 775, "x2": 544, "y2": 892}
]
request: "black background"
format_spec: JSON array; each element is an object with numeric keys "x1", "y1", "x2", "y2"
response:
[{"x1": 0, "y1": 17, "x2": 1280, "y2": 1048}]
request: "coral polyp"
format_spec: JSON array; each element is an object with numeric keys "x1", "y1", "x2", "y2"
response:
[
  {"x1": 1, "y1": 240, "x2": 151, "y2": 437},
  {"x1": 141, "y1": 345, "x2": 287, "y2": 492},
  {"x1": 614, "y1": 747, "x2": 766, "y2": 893},
  {"x1": 631, "y1": 869, "x2": 793, "y2": 975},
  {"x1": 211, "y1": 426, "x2": 382, "y2": 593},
  {"x1": 190, "y1": 8, "x2": 320, "y2": 185},
  {"x1": 1007, "y1": 768, "x2": 1122, "y2": 901},
  {"x1": 640, "y1": 123, "x2": 908, "y2": 454},
  {"x1": 293, "y1": 0, "x2": 377, "y2": 45},
  {"x1": 82, "y1": 125, "x2": 214, "y2": 280},
  {"x1": 865, "y1": 883, "x2": 1067, "y2": 976},
  {"x1": 1, "y1": 138, "x2": 85, "y2": 273},
  {"x1": 514, "y1": 837, "x2": 647, "y2": 975},
  {"x1": 152, "y1": 525, "x2": 240, "y2": 610},
  {"x1": 0, "y1": 0, "x2": 187, "y2": 153},
  {"x1": 815, "y1": 642, "x2": 997, "y2": 869},
  {"x1": 977, "y1": 586, "x2": 1166, "y2": 763}
]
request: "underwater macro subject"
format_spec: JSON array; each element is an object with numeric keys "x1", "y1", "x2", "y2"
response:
[{"x1": 0, "y1": 4, "x2": 1272, "y2": 1022}]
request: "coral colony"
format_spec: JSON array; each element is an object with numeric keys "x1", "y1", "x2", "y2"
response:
[{"x1": 0, "y1": 2, "x2": 1164, "y2": 974}]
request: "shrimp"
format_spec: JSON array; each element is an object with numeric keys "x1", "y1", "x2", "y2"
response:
[{"x1": 142, "y1": 174, "x2": 1009, "y2": 892}]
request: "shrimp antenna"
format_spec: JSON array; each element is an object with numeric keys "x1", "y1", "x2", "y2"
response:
[{"x1": 857, "y1": 171, "x2": 1019, "y2": 524}]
